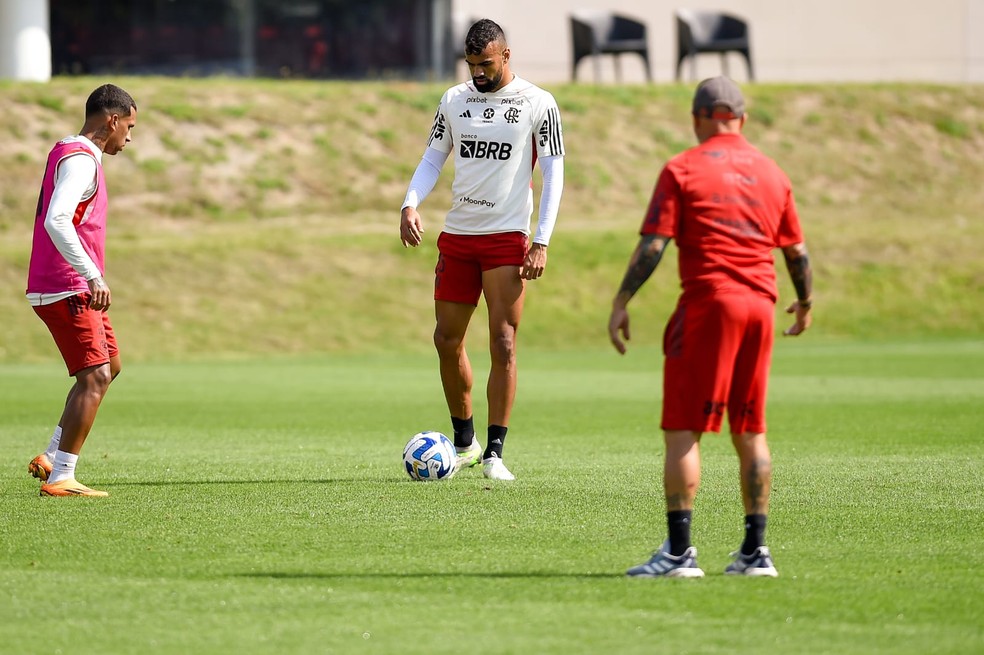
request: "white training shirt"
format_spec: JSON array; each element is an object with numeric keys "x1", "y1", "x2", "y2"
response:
[{"x1": 422, "y1": 75, "x2": 565, "y2": 241}]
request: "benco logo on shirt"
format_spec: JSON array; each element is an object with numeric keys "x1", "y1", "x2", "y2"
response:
[{"x1": 459, "y1": 140, "x2": 513, "y2": 160}]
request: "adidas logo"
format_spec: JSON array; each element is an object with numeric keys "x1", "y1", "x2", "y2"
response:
[{"x1": 459, "y1": 110, "x2": 472, "y2": 118}]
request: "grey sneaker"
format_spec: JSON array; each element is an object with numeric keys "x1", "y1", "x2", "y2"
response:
[
  {"x1": 725, "y1": 546, "x2": 779, "y2": 577},
  {"x1": 455, "y1": 438, "x2": 482, "y2": 470},
  {"x1": 627, "y1": 541, "x2": 705, "y2": 578}
]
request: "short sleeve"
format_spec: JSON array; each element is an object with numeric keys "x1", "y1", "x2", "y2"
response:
[
  {"x1": 776, "y1": 186, "x2": 805, "y2": 247},
  {"x1": 426, "y1": 92, "x2": 452, "y2": 154},
  {"x1": 640, "y1": 165, "x2": 681, "y2": 237},
  {"x1": 534, "y1": 94, "x2": 565, "y2": 158}
]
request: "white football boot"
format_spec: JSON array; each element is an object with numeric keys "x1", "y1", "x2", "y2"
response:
[{"x1": 482, "y1": 455, "x2": 515, "y2": 481}]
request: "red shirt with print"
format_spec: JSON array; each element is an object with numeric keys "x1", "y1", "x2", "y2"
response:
[{"x1": 641, "y1": 132, "x2": 803, "y2": 303}]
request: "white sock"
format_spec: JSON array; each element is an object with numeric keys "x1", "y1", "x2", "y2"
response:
[
  {"x1": 44, "y1": 426, "x2": 62, "y2": 461},
  {"x1": 47, "y1": 450, "x2": 79, "y2": 485}
]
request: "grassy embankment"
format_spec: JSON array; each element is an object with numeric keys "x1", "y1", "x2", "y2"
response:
[{"x1": 1, "y1": 78, "x2": 982, "y2": 361}]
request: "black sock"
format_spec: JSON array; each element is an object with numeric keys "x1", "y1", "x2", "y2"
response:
[
  {"x1": 741, "y1": 514, "x2": 767, "y2": 555},
  {"x1": 450, "y1": 416, "x2": 474, "y2": 448},
  {"x1": 483, "y1": 425, "x2": 508, "y2": 459},
  {"x1": 667, "y1": 510, "x2": 693, "y2": 556}
]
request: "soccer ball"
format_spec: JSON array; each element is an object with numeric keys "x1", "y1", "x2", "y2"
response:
[{"x1": 402, "y1": 431, "x2": 456, "y2": 481}]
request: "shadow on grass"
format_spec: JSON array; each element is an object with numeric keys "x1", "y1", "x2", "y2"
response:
[
  {"x1": 233, "y1": 571, "x2": 625, "y2": 580},
  {"x1": 106, "y1": 478, "x2": 405, "y2": 486}
]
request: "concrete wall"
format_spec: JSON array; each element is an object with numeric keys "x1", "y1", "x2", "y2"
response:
[
  {"x1": 3, "y1": 0, "x2": 979, "y2": 84},
  {"x1": 0, "y1": 0, "x2": 50, "y2": 81},
  {"x1": 452, "y1": 0, "x2": 984, "y2": 84}
]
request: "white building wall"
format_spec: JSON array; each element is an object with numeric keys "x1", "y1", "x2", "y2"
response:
[
  {"x1": 966, "y1": 0, "x2": 984, "y2": 81},
  {"x1": 452, "y1": 0, "x2": 984, "y2": 83},
  {"x1": 2, "y1": 0, "x2": 980, "y2": 84},
  {"x1": 0, "y1": 0, "x2": 50, "y2": 81}
]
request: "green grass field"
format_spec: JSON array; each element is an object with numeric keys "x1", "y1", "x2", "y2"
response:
[
  {"x1": 1, "y1": 341, "x2": 982, "y2": 654},
  {"x1": 1, "y1": 76, "x2": 982, "y2": 654}
]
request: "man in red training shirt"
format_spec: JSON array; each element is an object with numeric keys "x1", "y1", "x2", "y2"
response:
[{"x1": 608, "y1": 76, "x2": 814, "y2": 578}]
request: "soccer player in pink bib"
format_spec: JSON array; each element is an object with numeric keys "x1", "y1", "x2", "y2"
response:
[
  {"x1": 26, "y1": 84, "x2": 137, "y2": 497},
  {"x1": 400, "y1": 19, "x2": 565, "y2": 481}
]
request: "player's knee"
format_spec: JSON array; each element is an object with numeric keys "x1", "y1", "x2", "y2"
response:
[
  {"x1": 433, "y1": 328, "x2": 464, "y2": 355},
  {"x1": 489, "y1": 331, "x2": 517, "y2": 366},
  {"x1": 80, "y1": 365, "x2": 113, "y2": 395}
]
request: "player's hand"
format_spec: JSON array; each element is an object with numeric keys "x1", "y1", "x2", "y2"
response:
[
  {"x1": 400, "y1": 207, "x2": 424, "y2": 248},
  {"x1": 87, "y1": 276, "x2": 111, "y2": 312},
  {"x1": 608, "y1": 305, "x2": 631, "y2": 354},
  {"x1": 783, "y1": 300, "x2": 812, "y2": 336},
  {"x1": 520, "y1": 243, "x2": 547, "y2": 280}
]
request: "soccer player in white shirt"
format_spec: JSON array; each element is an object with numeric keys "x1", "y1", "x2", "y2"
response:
[{"x1": 400, "y1": 19, "x2": 565, "y2": 481}]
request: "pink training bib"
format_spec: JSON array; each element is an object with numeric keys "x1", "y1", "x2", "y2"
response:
[{"x1": 26, "y1": 139, "x2": 108, "y2": 294}]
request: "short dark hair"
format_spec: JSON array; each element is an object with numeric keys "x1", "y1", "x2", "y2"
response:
[
  {"x1": 85, "y1": 84, "x2": 136, "y2": 119},
  {"x1": 465, "y1": 19, "x2": 506, "y2": 56}
]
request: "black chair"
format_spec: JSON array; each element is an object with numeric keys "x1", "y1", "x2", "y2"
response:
[
  {"x1": 570, "y1": 10, "x2": 652, "y2": 83},
  {"x1": 675, "y1": 9, "x2": 754, "y2": 81}
]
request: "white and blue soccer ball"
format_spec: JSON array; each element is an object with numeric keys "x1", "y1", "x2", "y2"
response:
[{"x1": 403, "y1": 431, "x2": 456, "y2": 481}]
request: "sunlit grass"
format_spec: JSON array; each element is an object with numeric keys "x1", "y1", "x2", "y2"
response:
[{"x1": 0, "y1": 342, "x2": 981, "y2": 654}]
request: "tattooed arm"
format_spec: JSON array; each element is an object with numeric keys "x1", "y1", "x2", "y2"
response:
[
  {"x1": 608, "y1": 234, "x2": 671, "y2": 354},
  {"x1": 781, "y1": 242, "x2": 813, "y2": 336}
]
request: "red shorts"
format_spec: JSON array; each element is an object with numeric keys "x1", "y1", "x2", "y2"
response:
[
  {"x1": 435, "y1": 232, "x2": 528, "y2": 305},
  {"x1": 33, "y1": 293, "x2": 118, "y2": 377},
  {"x1": 661, "y1": 291, "x2": 774, "y2": 435}
]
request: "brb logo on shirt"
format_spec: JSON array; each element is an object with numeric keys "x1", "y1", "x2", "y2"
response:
[{"x1": 459, "y1": 140, "x2": 513, "y2": 160}]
